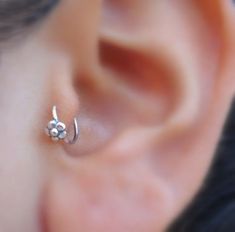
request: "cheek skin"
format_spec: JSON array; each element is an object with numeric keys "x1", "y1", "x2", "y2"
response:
[{"x1": 0, "y1": 41, "x2": 50, "y2": 231}]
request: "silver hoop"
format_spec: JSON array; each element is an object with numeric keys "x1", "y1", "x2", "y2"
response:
[{"x1": 45, "y1": 106, "x2": 79, "y2": 144}]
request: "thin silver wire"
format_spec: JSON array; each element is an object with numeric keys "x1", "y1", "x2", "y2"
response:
[
  {"x1": 52, "y1": 105, "x2": 59, "y2": 121},
  {"x1": 65, "y1": 118, "x2": 79, "y2": 144}
]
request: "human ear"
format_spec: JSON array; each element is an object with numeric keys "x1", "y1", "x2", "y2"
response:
[{"x1": 42, "y1": 0, "x2": 235, "y2": 231}]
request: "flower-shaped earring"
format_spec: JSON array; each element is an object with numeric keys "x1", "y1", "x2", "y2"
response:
[
  {"x1": 46, "y1": 120, "x2": 67, "y2": 141},
  {"x1": 45, "y1": 106, "x2": 79, "y2": 144}
]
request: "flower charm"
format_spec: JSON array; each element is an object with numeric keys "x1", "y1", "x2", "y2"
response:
[
  {"x1": 45, "y1": 106, "x2": 79, "y2": 144},
  {"x1": 45, "y1": 119, "x2": 67, "y2": 142}
]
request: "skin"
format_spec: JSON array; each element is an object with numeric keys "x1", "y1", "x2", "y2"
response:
[{"x1": 0, "y1": 0, "x2": 234, "y2": 231}]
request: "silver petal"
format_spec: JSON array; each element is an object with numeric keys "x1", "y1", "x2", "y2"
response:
[
  {"x1": 50, "y1": 128, "x2": 59, "y2": 137},
  {"x1": 48, "y1": 120, "x2": 57, "y2": 129},
  {"x1": 56, "y1": 122, "x2": 66, "y2": 132},
  {"x1": 58, "y1": 131, "x2": 67, "y2": 139}
]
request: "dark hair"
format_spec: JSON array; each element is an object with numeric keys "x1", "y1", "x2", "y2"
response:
[
  {"x1": 0, "y1": 0, "x2": 59, "y2": 41},
  {"x1": 168, "y1": 99, "x2": 235, "y2": 232}
]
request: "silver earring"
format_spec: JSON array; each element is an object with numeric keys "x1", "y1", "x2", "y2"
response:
[{"x1": 45, "y1": 105, "x2": 79, "y2": 144}]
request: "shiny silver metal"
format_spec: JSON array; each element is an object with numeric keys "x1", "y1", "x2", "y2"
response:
[{"x1": 45, "y1": 105, "x2": 79, "y2": 144}]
